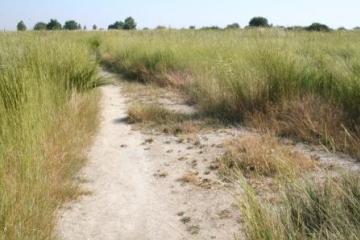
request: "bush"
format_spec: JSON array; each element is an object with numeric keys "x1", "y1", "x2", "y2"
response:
[
  {"x1": 17, "y1": 21, "x2": 27, "y2": 31},
  {"x1": 108, "y1": 17, "x2": 136, "y2": 30},
  {"x1": 64, "y1": 20, "x2": 81, "y2": 30},
  {"x1": 47, "y1": 19, "x2": 62, "y2": 30},
  {"x1": 226, "y1": 23, "x2": 240, "y2": 29},
  {"x1": 249, "y1": 17, "x2": 269, "y2": 27},
  {"x1": 108, "y1": 21, "x2": 124, "y2": 30},
  {"x1": 34, "y1": 22, "x2": 47, "y2": 31},
  {"x1": 306, "y1": 23, "x2": 331, "y2": 32},
  {"x1": 123, "y1": 17, "x2": 136, "y2": 30}
]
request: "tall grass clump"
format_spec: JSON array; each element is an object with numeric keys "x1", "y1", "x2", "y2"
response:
[
  {"x1": 100, "y1": 29, "x2": 360, "y2": 158},
  {"x1": 241, "y1": 174, "x2": 360, "y2": 240},
  {"x1": 0, "y1": 32, "x2": 100, "y2": 239}
]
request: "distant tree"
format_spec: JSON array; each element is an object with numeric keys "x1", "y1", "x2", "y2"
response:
[
  {"x1": 337, "y1": 27, "x2": 346, "y2": 31},
  {"x1": 17, "y1": 21, "x2": 27, "y2": 31},
  {"x1": 156, "y1": 25, "x2": 167, "y2": 30},
  {"x1": 34, "y1": 22, "x2": 47, "y2": 31},
  {"x1": 201, "y1": 26, "x2": 221, "y2": 30},
  {"x1": 64, "y1": 20, "x2": 81, "y2": 30},
  {"x1": 108, "y1": 21, "x2": 124, "y2": 30},
  {"x1": 83, "y1": 25, "x2": 87, "y2": 30},
  {"x1": 189, "y1": 26, "x2": 196, "y2": 30},
  {"x1": 47, "y1": 19, "x2": 62, "y2": 30},
  {"x1": 306, "y1": 23, "x2": 331, "y2": 32},
  {"x1": 123, "y1": 17, "x2": 136, "y2": 30},
  {"x1": 249, "y1": 17, "x2": 269, "y2": 27},
  {"x1": 226, "y1": 23, "x2": 240, "y2": 29},
  {"x1": 286, "y1": 26, "x2": 305, "y2": 31},
  {"x1": 92, "y1": 24, "x2": 97, "y2": 30},
  {"x1": 353, "y1": 26, "x2": 360, "y2": 31}
]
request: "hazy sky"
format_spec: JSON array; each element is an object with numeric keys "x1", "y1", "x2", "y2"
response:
[{"x1": 1, "y1": 0, "x2": 360, "y2": 30}]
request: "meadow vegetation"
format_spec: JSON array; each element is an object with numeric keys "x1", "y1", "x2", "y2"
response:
[
  {"x1": 240, "y1": 173, "x2": 360, "y2": 240},
  {"x1": 98, "y1": 29, "x2": 360, "y2": 239},
  {"x1": 0, "y1": 32, "x2": 100, "y2": 239},
  {"x1": 99, "y1": 29, "x2": 360, "y2": 159},
  {"x1": 1, "y1": 27, "x2": 360, "y2": 240}
]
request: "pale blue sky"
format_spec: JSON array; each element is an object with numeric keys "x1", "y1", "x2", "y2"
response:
[{"x1": 1, "y1": 0, "x2": 360, "y2": 30}]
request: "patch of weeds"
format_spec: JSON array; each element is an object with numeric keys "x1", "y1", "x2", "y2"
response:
[
  {"x1": 240, "y1": 173, "x2": 360, "y2": 240},
  {"x1": 219, "y1": 135, "x2": 316, "y2": 179}
]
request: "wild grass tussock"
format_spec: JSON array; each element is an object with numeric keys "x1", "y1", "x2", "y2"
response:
[
  {"x1": 246, "y1": 95, "x2": 360, "y2": 158},
  {"x1": 0, "y1": 32, "x2": 100, "y2": 239},
  {"x1": 220, "y1": 135, "x2": 315, "y2": 178},
  {"x1": 241, "y1": 174, "x2": 360, "y2": 240}
]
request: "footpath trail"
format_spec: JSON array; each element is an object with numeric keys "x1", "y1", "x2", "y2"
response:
[{"x1": 57, "y1": 73, "x2": 243, "y2": 240}]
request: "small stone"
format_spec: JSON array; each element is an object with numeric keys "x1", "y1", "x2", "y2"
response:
[
  {"x1": 120, "y1": 144, "x2": 127, "y2": 148},
  {"x1": 178, "y1": 157, "x2": 187, "y2": 161},
  {"x1": 191, "y1": 160, "x2": 198, "y2": 167},
  {"x1": 144, "y1": 138, "x2": 154, "y2": 144},
  {"x1": 159, "y1": 172, "x2": 168, "y2": 178},
  {"x1": 209, "y1": 164, "x2": 219, "y2": 170},
  {"x1": 177, "y1": 211, "x2": 185, "y2": 217},
  {"x1": 180, "y1": 216, "x2": 191, "y2": 224},
  {"x1": 187, "y1": 225, "x2": 200, "y2": 235}
]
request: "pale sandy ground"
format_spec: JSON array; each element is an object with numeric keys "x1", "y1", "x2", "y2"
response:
[{"x1": 57, "y1": 76, "x2": 244, "y2": 240}]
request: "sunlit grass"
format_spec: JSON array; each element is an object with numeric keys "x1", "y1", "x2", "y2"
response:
[
  {"x1": 0, "y1": 32, "x2": 100, "y2": 240},
  {"x1": 100, "y1": 29, "x2": 360, "y2": 158}
]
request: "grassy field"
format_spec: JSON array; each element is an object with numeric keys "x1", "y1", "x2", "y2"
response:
[
  {"x1": 100, "y1": 29, "x2": 360, "y2": 159},
  {"x1": 1, "y1": 29, "x2": 360, "y2": 239},
  {"x1": 0, "y1": 32, "x2": 100, "y2": 239},
  {"x1": 98, "y1": 29, "x2": 360, "y2": 239}
]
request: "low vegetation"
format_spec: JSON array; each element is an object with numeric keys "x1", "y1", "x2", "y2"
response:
[
  {"x1": 127, "y1": 103, "x2": 208, "y2": 134},
  {"x1": 100, "y1": 29, "x2": 360, "y2": 159},
  {"x1": 0, "y1": 32, "x2": 100, "y2": 239},
  {"x1": 241, "y1": 174, "x2": 360, "y2": 240},
  {"x1": 99, "y1": 28, "x2": 360, "y2": 239},
  {"x1": 220, "y1": 135, "x2": 315, "y2": 178}
]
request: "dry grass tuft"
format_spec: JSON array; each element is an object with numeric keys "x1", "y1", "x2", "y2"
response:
[
  {"x1": 246, "y1": 96, "x2": 360, "y2": 159},
  {"x1": 220, "y1": 135, "x2": 316, "y2": 178},
  {"x1": 127, "y1": 103, "x2": 185, "y2": 124},
  {"x1": 127, "y1": 103, "x2": 209, "y2": 135}
]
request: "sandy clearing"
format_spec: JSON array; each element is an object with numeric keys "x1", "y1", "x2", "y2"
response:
[{"x1": 57, "y1": 76, "x2": 243, "y2": 240}]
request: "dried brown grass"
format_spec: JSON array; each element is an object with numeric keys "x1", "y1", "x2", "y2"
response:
[
  {"x1": 246, "y1": 96, "x2": 360, "y2": 159},
  {"x1": 220, "y1": 134, "x2": 316, "y2": 178}
]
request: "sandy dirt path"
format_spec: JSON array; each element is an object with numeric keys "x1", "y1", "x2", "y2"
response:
[{"x1": 57, "y1": 84, "x2": 187, "y2": 240}]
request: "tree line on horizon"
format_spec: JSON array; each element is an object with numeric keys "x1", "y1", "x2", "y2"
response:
[{"x1": 16, "y1": 16, "x2": 357, "y2": 32}]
